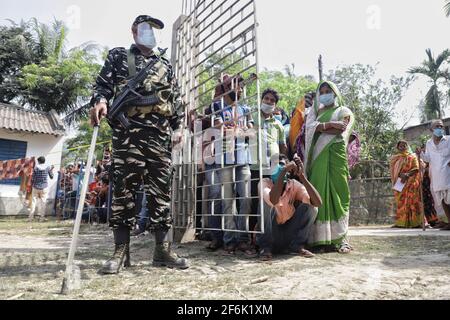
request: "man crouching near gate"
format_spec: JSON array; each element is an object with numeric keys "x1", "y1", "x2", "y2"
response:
[
  {"x1": 256, "y1": 154, "x2": 323, "y2": 261},
  {"x1": 90, "y1": 15, "x2": 189, "y2": 274}
]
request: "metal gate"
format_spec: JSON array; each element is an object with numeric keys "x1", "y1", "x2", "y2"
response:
[{"x1": 171, "y1": 0, "x2": 266, "y2": 237}]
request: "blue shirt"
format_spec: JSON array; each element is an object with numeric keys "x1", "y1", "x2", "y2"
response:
[{"x1": 207, "y1": 102, "x2": 253, "y2": 165}]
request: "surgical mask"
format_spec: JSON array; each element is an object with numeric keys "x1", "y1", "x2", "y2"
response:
[
  {"x1": 274, "y1": 115, "x2": 283, "y2": 123},
  {"x1": 319, "y1": 93, "x2": 336, "y2": 106},
  {"x1": 434, "y1": 128, "x2": 445, "y2": 138},
  {"x1": 261, "y1": 103, "x2": 276, "y2": 115},
  {"x1": 136, "y1": 23, "x2": 156, "y2": 48},
  {"x1": 271, "y1": 164, "x2": 287, "y2": 184}
]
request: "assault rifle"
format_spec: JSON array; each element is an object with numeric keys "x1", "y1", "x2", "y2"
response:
[{"x1": 107, "y1": 48, "x2": 168, "y2": 129}]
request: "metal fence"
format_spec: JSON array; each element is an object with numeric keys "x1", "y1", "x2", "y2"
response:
[
  {"x1": 172, "y1": 0, "x2": 264, "y2": 235},
  {"x1": 349, "y1": 160, "x2": 395, "y2": 225}
]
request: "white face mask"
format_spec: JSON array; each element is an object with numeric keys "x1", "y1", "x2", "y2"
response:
[
  {"x1": 261, "y1": 103, "x2": 276, "y2": 115},
  {"x1": 136, "y1": 22, "x2": 156, "y2": 48}
]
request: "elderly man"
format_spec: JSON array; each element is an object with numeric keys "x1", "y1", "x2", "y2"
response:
[{"x1": 420, "y1": 120, "x2": 450, "y2": 230}]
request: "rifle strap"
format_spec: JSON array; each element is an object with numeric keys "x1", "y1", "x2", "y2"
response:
[{"x1": 127, "y1": 49, "x2": 136, "y2": 78}]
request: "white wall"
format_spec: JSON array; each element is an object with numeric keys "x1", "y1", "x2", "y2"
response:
[{"x1": 0, "y1": 129, "x2": 64, "y2": 201}]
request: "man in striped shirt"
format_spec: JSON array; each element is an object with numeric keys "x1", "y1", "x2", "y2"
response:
[{"x1": 29, "y1": 156, "x2": 54, "y2": 222}]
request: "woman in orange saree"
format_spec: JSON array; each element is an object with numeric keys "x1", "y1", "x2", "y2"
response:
[{"x1": 390, "y1": 140, "x2": 421, "y2": 228}]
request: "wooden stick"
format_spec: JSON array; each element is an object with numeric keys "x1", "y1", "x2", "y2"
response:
[
  {"x1": 318, "y1": 55, "x2": 323, "y2": 82},
  {"x1": 61, "y1": 125, "x2": 99, "y2": 294},
  {"x1": 417, "y1": 153, "x2": 426, "y2": 232}
]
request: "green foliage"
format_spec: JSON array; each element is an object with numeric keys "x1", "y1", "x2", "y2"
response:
[
  {"x1": 0, "y1": 18, "x2": 103, "y2": 126},
  {"x1": 63, "y1": 117, "x2": 112, "y2": 165},
  {"x1": 29, "y1": 18, "x2": 67, "y2": 61},
  {"x1": 327, "y1": 63, "x2": 413, "y2": 162},
  {"x1": 258, "y1": 64, "x2": 317, "y2": 114},
  {"x1": 408, "y1": 49, "x2": 450, "y2": 120},
  {"x1": 0, "y1": 22, "x2": 39, "y2": 102},
  {"x1": 409, "y1": 133, "x2": 430, "y2": 152},
  {"x1": 19, "y1": 49, "x2": 100, "y2": 117}
]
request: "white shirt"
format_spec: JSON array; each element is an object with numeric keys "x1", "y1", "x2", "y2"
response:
[{"x1": 422, "y1": 136, "x2": 450, "y2": 192}]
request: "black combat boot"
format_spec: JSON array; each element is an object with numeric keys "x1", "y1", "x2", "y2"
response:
[
  {"x1": 152, "y1": 229, "x2": 189, "y2": 269},
  {"x1": 100, "y1": 226, "x2": 131, "y2": 274}
]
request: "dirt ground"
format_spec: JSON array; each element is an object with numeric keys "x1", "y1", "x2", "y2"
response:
[{"x1": 0, "y1": 217, "x2": 449, "y2": 300}]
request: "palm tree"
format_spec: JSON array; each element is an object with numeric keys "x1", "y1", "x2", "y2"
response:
[
  {"x1": 409, "y1": 49, "x2": 450, "y2": 120},
  {"x1": 15, "y1": 18, "x2": 104, "y2": 126},
  {"x1": 445, "y1": 1, "x2": 450, "y2": 17},
  {"x1": 1, "y1": 18, "x2": 103, "y2": 126},
  {"x1": 30, "y1": 18, "x2": 67, "y2": 60}
]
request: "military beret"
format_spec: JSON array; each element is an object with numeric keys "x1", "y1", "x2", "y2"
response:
[{"x1": 133, "y1": 15, "x2": 164, "y2": 29}]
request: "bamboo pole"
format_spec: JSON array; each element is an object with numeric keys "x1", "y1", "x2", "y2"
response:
[
  {"x1": 61, "y1": 125, "x2": 99, "y2": 294},
  {"x1": 417, "y1": 153, "x2": 427, "y2": 232}
]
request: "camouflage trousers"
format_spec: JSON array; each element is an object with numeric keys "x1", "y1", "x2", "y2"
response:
[{"x1": 110, "y1": 123, "x2": 173, "y2": 232}]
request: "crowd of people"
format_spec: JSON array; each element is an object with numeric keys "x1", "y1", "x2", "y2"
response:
[
  {"x1": 54, "y1": 149, "x2": 112, "y2": 224},
  {"x1": 187, "y1": 74, "x2": 450, "y2": 262},
  {"x1": 389, "y1": 120, "x2": 450, "y2": 230},
  {"x1": 188, "y1": 76, "x2": 358, "y2": 260}
]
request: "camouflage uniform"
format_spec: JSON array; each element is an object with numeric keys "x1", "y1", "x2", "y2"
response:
[{"x1": 91, "y1": 44, "x2": 184, "y2": 232}]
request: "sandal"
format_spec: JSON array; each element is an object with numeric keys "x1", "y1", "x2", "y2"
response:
[
  {"x1": 258, "y1": 249, "x2": 272, "y2": 261},
  {"x1": 235, "y1": 242, "x2": 257, "y2": 257},
  {"x1": 243, "y1": 247, "x2": 258, "y2": 258},
  {"x1": 299, "y1": 248, "x2": 315, "y2": 258},
  {"x1": 235, "y1": 242, "x2": 251, "y2": 251},
  {"x1": 289, "y1": 248, "x2": 315, "y2": 258},
  {"x1": 221, "y1": 244, "x2": 237, "y2": 256},
  {"x1": 337, "y1": 242, "x2": 353, "y2": 254}
]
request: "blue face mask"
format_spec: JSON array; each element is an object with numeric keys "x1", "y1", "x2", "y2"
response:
[
  {"x1": 271, "y1": 164, "x2": 287, "y2": 184},
  {"x1": 319, "y1": 93, "x2": 336, "y2": 106},
  {"x1": 274, "y1": 115, "x2": 283, "y2": 123},
  {"x1": 434, "y1": 128, "x2": 445, "y2": 138}
]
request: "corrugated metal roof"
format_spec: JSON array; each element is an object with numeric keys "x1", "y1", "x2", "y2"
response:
[
  {"x1": 403, "y1": 117, "x2": 450, "y2": 132},
  {"x1": 0, "y1": 103, "x2": 66, "y2": 136}
]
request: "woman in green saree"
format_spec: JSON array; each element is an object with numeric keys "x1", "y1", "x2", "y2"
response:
[{"x1": 304, "y1": 81, "x2": 355, "y2": 253}]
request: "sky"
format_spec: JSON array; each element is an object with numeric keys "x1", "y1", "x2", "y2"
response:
[{"x1": 1, "y1": 0, "x2": 450, "y2": 128}]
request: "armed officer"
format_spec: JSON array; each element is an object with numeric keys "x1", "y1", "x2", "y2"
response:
[{"x1": 90, "y1": 15, "x2": 189, "y2": 274}]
